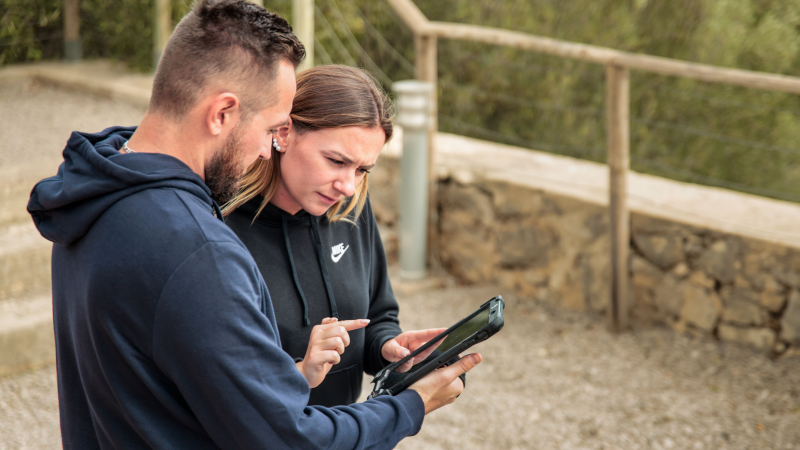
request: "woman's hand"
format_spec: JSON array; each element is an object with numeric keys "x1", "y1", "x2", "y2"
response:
[
  {"x1": 381, "y1": 328, "x2": 447, "y2": 373},
  {"x1": 296, "y1": 318, "x2": 370, "y2": 388}
]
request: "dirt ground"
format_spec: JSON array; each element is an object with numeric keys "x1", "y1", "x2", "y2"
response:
[
  {"x1": 2, "y1": 283, "x2": 799, "y2": 450},
  {"x1": 1, "y1": 76, "x2": 799, "y2": 450}
]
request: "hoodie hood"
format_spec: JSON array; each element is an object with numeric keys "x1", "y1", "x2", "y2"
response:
[{"x1": 28, "y1": 126, "x2": 214, "y2": 246}]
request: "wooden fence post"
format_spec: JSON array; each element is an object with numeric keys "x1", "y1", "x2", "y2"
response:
[
  {"x1": 293, "y1": 0, "x2": 314, "y2": 72},
  {"x1": 64, "y1": 0, "x2": 81, "y2": 61},
  {"x1": 606, "y1": 64, "x2": 630, "y2": 332},
  {"x1": 415, "y1": 33, "x2": 438, "y2": 266},
  {"x1": 153, "y1": 0, "x2": 172, "y2": 70}
]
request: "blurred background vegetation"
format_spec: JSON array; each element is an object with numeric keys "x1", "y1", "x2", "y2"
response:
[{"x1": 3, "y1": 0, "x2": 800, "y2": 203}]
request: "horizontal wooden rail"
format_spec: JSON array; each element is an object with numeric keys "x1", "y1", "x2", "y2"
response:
[{"x1": 426, "y1": 21, "x2": 800, "y2": 95}]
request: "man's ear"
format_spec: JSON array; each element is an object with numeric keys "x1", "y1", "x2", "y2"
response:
[{"x1": 207, "y1": 93, "x2": 241, "y2": 137}]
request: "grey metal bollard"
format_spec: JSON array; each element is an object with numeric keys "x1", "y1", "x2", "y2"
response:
[{"x1": 393, "y1": 81, "x2": 433, "y2": 280}]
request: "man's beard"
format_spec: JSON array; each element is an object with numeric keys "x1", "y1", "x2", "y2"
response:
[{"x1": 205, "y1": 128, "x2": 246, "y2": 205}]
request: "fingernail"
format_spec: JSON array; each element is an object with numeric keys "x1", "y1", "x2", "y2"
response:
[
  {"x1": 470, "y1": 354, "x2": 482, "y2": 364},
  {"x1": 360, "y1": 319, "x2": 370, "y2": 324}
]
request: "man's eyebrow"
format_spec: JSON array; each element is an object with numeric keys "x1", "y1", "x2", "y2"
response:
[{"x1": 331, "y1": 151, "x2": 375, "y2": 170}]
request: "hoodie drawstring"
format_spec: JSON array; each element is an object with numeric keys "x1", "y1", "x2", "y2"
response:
[
  {"x1": 310, "y1": 218, "x2": 339, "y2": 320},
  {"x1": 281, "y1": 213, "x2": 340, "y2": 326},
  {"x1": 282, "y1": 214, "x2": 311, "y2": 326}
]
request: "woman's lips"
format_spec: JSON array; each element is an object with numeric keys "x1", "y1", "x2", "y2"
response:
[{"x1": 317, "y1": 192, "x2": 338, "y2": 205}]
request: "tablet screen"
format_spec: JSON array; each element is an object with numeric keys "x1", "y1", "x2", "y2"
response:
[{"x1": 406, "y1": 307, "x2": 491, "y2": 373}]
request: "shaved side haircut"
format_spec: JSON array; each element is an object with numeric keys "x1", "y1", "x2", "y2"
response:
[{"x1": 150, "y1": 0, "x2": 305, "y2": 121}]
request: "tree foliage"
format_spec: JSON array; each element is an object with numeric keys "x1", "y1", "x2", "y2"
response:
[{"x1": 3, "y1": 0, "x2": 800, "y2": 201}]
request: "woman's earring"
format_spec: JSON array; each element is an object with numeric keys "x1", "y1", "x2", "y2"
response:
[{"x1": 273, "y1": 138, "x2": 281, "y2": 151}]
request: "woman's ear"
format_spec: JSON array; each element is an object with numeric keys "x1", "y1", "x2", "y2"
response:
[{"x1": 274, "y1": 120, "x2": 292, "y2": 152}]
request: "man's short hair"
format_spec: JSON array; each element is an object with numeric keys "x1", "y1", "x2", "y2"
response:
[{"x1": 150, "y1": 0, "x2": 305, "y2": 120}]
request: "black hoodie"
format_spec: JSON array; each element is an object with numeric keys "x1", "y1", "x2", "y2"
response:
[
  {"x1": 225, "y1": 196, "x2": 401, "y2": 407},
  {"x1": 27, "y1": 126, "x2": 423, "y2": 449}
]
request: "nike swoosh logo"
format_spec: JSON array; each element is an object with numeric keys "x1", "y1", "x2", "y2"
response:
[{"x1": 331, "y1": 245, "x2": 350, "y2": 263}]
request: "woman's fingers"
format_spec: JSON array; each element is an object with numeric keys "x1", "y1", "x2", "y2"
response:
[{"x1": 317, "y1": 326, "x2": 351, "y2": 348}]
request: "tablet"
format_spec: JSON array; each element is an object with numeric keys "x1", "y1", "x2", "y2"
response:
[{"x1": 367, "y1": 295, "x2": 505, "y2": 398}]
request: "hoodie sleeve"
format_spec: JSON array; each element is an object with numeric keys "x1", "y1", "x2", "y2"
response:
[
  {"x1": 362, "y1": 199, "x2": 404, "y2": 376},
  {"x1": 152, "y1": 241, "x2": 423, "y2": 449}
]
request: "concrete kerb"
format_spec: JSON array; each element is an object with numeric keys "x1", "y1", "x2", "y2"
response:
[
  {"x1": 0, "y1": 296, "x2": 54, "y2": 376},
  {"x1": 0, "y1": 60, "x2": 152, "y2": 108}
]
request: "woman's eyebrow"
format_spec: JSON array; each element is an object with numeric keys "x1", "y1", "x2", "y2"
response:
[{"x1": 331, "y1": 151, "x2": 375, "y2": 170}]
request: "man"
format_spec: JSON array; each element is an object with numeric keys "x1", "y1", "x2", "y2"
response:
[{"x1": 27, "y1": 1, "x2": 479, "y2": 448}]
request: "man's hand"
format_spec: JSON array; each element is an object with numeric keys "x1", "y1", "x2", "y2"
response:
[
  {"x1": 296, "y1": 318, "x2": 369, "y2": 388},
  {"x1": 409, "y1": 353, "x2": 481, "y2": 414},
  {"x1": 381, "y1": 328, "x2": 447, "y2": 373}
]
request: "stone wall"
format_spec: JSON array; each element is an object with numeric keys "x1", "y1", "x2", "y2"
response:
[{"x1": 370, "y1": 133, "x2": 800, "y2": 357}]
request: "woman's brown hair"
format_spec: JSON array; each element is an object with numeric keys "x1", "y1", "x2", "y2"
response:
[{"x1": 222, "y1": 65, "x2": 393, "y2": 222}]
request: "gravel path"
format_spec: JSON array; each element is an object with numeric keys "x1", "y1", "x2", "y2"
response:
[
  {"x1": 0, "y1": 78, "x2": 145, "y2": 167},
  {"x1": 2, "y1": 284, "x2": 799, "y2": 449},
  {"x1": 1, "y1": 75, "x2": 799, "y2": 450}
]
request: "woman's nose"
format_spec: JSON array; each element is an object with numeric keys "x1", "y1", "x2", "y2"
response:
[{"x1": 334, "y1": 172, "x2": 356, "y2": 197}]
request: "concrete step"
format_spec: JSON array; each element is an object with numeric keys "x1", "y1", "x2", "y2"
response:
[
  {"x1": 0, "y1": 158, "x2": 62, "y2": 229},
  {"x1": 0, "y1": 222, "x2": 51, "y2": 301},
  {"x1": 0, "y1": 294, "x2": 53, "y2": 376}
]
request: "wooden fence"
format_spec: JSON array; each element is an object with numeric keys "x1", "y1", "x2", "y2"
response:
[{"x1": 386, "y1": 0, "x2": 800, "y2": 331}]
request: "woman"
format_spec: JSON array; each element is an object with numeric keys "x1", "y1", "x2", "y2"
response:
[{"x1": 223, "y1": 65, "x2": 443, "y2": 407}]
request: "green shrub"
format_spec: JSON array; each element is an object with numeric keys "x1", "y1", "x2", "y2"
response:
[{"x1": 3, "y1": 0, "x2": 800, "y2": 202}]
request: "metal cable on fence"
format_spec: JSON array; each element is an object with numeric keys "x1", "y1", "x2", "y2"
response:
[
  {"x1": 325, "y1": 0, "x2": 393, "y2": 86},
  {"x1": 630, "y1": 155, "x2": 800, "y2": 203},
  {"x1": 643, "y1": 81, "x2": 800, "y2": 117},
  {"x1": 339, "y1": 0, "x2": 416, "y2": 76},
  {"x1": 440, "y1": 115, "x2": 605, "y2": 158},
  {"x1": 441, "y1": 80, "x2": 604, "y2": 116},
  {"x1": 442, "y1": 80, "x2": 800, "y2": 156},
  {"x1": 314, "y1": 36, "x2": 335, "y2": 65},
  {"x1": 442, "y1": 113, "x2": 800, "y2": 203},
  {"x1": 314, "y1": 3, "x2": 358, "y2": 67},
  {"x1": 630, "y1": 116, "x2": 800, "y2": 156}
]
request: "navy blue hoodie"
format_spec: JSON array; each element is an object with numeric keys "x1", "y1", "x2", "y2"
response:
[{"x1": 28, "y1": 126, "x2": 424, "y2": 450}]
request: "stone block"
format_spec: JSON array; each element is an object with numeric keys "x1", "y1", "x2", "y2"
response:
[
  {"x1": 672, "y1": 262, "x2": 689, "y2": 278},
  {"x1": 368, "y1": 157, "x2": 399, "y2": 225},
  {"x1": 696, "y1": 239, "x2": 741, "y2": 284},
  {"x1": 631, "y1": 255, "x2": 663, "y2": 309},
  {"x1": 718, "y1": 324, "x2": 776, "y2": 351},
  {"x1": 780, "y1": 290, "x2": 800, "y2": 345},
  {"x1": 439, "y1": 222, "x2": 496, "y2": 283},
  {"x1": 683, "y1": 233, "x2": 705, "y2": 258},
  {"x1": 583, "y1": 213, "x2": 608, "y2": 243},
  {"x1": 632, "y1": 233, "x2": 684, "y2": 270},
  {"x1": 759, "y1": 275, "x2": 786, "y2": 313},
  {"x1": 680, "y1": 285, "x2": 722, "y2": 331},
  {"x1": 688, "y1": 271, "x2": 715, "y2": 289},
  {"x1": 481, "y1": 179, "x2": 546, "y2": 217},
  {"x1": 579, "y1": 249, "x2": 610, "y2": 312},
  {"x1": 772, "y1": 263, "x2": 800, "y2": 288},
  {"x1": 721, "y1": 287, "x2": 765, "y2": 326},
  {"x1": 496, "y1": 221, "x2": 557, "y2": 268},
  {"x1": 438, "y1": 182, "x2": 494, "y2": 228},
  {"x1": 655, "y1": 274, "x2": 684, "y2": 317}
]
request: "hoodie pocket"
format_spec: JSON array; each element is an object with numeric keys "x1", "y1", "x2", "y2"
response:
[{"x1": 309, "y1": 363, "x2": 360, "y2": 407}]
